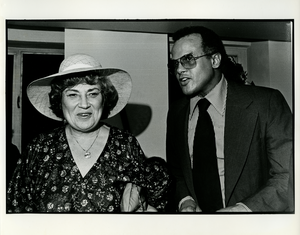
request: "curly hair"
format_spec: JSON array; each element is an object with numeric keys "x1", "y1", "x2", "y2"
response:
[{"x1": 49, "y1": 72, "x2": 119, "y2": 120}]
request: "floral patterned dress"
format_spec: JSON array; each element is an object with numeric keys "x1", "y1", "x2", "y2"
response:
[{"x1": 7, "y1": 125, "x2": 170, "y2": 213}]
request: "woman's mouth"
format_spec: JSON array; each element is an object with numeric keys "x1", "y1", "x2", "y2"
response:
[{"x1": 77, "y1": 112, "x2": 92, "y2": 118}]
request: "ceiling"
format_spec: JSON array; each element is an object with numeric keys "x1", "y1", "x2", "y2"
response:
[{"x1": 7, "y1": 19, "x2": 292, "y2": 42}]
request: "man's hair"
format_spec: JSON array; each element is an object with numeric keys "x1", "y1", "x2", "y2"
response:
[
  {"x1": 172, "y1": 26, "x2": 228, "y2": 67},
  {"x1": 49, "y1": 72, "x2": 118, "y2": 120},
  {"x1": 172, "y1": 26, "x2": 246, "y2": 84}
]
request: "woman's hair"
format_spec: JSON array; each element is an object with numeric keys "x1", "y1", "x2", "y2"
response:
[{"x1": 49, "y1": 72, "x2": 119, "y2": 119}]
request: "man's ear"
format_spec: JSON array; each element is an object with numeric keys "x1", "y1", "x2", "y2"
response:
[{"x1": 211, "y1": 53, "x2": 221, "y2": 69}]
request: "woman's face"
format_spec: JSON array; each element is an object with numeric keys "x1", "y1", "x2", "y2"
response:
[{"x1": 62, "y1": 83, "x2": 104, "y2": 133}]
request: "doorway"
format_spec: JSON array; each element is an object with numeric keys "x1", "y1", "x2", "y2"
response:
[{"x1": 21, "y1": 54, "x2": 64, "y2": 151}]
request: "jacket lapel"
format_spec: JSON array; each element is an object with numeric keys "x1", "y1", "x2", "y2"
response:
[
  {"x1": 224, "y1": 82, "x2": 258, "y2": 205},
  {"x1": 174, "y1": 99, "x2": 196, "y2": 199}
]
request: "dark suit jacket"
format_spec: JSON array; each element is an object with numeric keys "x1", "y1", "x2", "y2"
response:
[{"x1": 166, "y1": 80, "x2": 293, "y2": 212}]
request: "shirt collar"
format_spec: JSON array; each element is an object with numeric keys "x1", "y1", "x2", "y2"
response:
[{"x1": 190, "y1": 75, "x2": 227, "y2": 120}]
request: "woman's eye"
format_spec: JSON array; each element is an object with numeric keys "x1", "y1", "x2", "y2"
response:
[
  {"x1": 88, "y1": 92, "x2": 100, "y2": 98},
  {"x1": 67, "y1": 93, "x2": 77, "y2": 97}
]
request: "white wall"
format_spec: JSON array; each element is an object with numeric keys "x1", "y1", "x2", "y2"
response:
[
  {"x1": 248, "y1": 41, "x2": 293, "y2": 109},
  {"x1": 248, "y1": 41, "x2": 270, "y2": 87},
  {"x1": 65, "y1": 29, "x2": 169, "y2": 159},
  {"x1": 269, "y1": 41, "x2": 293, "y2": 110}
]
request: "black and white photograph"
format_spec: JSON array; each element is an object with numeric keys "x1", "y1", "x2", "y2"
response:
[{"x1": 1, "y1": 1, "x2": 299, "y2": 235}]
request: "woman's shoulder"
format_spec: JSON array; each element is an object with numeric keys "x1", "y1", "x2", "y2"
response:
[
  {"x1": 106, "y1": 124, "x2": 133, "y2": 137},
  {"x1": 29, "y1": 125, "x2": 65, "y2": 146},
  {"x1": 23, "y1": 126, "x2": 66, "y2": 163},
  {"x1": 106, "y1": 124, "x2": 139, "y2": 146}
]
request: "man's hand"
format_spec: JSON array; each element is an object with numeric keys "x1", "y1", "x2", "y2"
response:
[
  {"x1": 216, "y1": 203, "x2": 251, "y2": 212},
  {"x1": 179, "y1": 199, "x2": 202, "y2": 212}
]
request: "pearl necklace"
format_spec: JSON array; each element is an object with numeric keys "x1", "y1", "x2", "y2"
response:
[{"x1": 70, "y1": 129, "x2": 100, "y2": 159}]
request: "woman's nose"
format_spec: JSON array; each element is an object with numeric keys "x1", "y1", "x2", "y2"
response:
[{"x1": 79, "y1": 96, "x2": 90, "y2": 108}]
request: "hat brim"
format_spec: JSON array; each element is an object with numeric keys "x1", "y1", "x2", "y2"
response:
[{"x1": 27, "y1": 67, "x2": 132, "y2": 121}]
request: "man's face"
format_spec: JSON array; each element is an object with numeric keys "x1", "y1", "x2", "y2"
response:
[{"x1": 171, "y1": 34, "x2": 220, "y2": 97}]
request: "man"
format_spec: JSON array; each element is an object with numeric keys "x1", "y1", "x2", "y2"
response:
[{"x1": 166, "y1": 26, "x2": 293, "y2": 212}]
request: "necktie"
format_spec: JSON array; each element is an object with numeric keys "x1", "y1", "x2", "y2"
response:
[{"x1": 192, "y1": 98, "x2": 223, "y2": 212}]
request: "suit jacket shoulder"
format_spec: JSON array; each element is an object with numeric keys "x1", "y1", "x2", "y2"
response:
[{"x1": 225, "y1": 80, "x2": 293, "y2": 211}]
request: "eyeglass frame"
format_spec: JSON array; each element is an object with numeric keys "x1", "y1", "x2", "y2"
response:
[{"x1": 168, "y1": 52, "x2": 216, "y2": 73}]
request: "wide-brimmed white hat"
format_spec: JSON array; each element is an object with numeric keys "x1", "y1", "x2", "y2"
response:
[{"x1": 27, "y1": 53, "x2": 132, "y2": 121}]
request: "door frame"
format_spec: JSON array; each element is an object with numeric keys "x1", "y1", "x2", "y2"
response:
[{"x1": 7, "y1": 48, "x2": 64, "y2": 151}]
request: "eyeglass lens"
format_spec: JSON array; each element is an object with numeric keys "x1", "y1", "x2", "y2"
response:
[{"x1": 169, "y1": 54, "x2": 197, "y2": 73}]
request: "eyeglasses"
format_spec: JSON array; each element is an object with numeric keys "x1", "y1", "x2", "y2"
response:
[{"x1": 168, "y1": 53, "x2": 214, "y2": 73}]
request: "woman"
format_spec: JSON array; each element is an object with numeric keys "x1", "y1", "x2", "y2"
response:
[{"x1": 7, "y1": 54, "x2": 170, "y2": 213}]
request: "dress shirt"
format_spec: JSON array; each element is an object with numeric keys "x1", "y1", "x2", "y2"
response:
[{"x1": 188, "y1": 76, "x2": 227, "y2": 207}]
